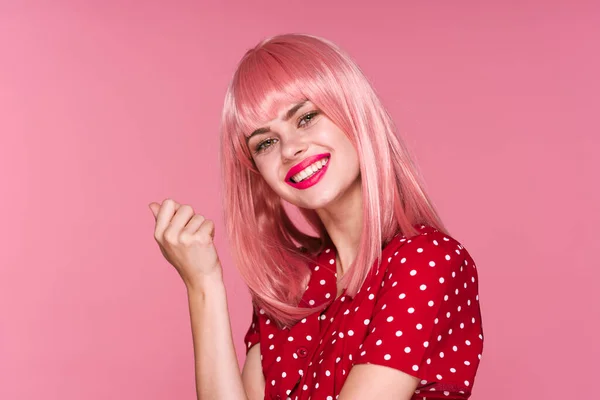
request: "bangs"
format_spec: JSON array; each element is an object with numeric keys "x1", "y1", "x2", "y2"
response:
[{"x1": 233, "y1": 48, "x2": 310, "y2": 137}]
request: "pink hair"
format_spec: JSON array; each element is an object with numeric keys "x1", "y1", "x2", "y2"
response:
[{"x1": 220, "y1": 33, "x2": 448, "y2": 328}]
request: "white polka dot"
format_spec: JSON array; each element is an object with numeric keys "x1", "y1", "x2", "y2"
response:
[
  {"x1": 410, "y1": 270, "x2": 417, "y2": 276},
  {"x1": 368, "y1": 293, "x2": 375, "y2": 300},
  {"x1": 269, "y1": 344, "x2": 274, "y2": 350},
  {"x1": 427, "y1": 358, "x2": 431, "y2": 364},
  {"x1": 446, "y1": 312, "x2": 451, "y2": 318},
  {"x1": 433, "y1": 240, "x2": 439, "y2": 245},
  {"x1": 424, "y1": 341, "x2": 429, "y2": 347},
  {"x1": 450, "y1": 368, "x2": 456, "y2": 373},
  {"x1": 387, "y1": 316, "x2": 394, "y2": 322},
  {"x1": 408, "y1": 307, "x2": 415, "y2": 314},
  {"x1": 314, "y1": 266, "x2": 320, "y2": 271},
  {"x1": 268, "y1": 334, "x2": 274, "y2": 339},
  {"x1": 276, "y1": 356, "x2": 281, "y2": 362},
  {"x1": 460, "y1": 323, "x2": 465, "y2": 329},
  {"x1": 417, "y1": 248, "x2": 423, "y2": 253},
  {"x1": 440, "y1": 352, "x2": 445, "y2": 358},
  {"x1": 464, "y1": 361, "x2": 471, "y2": 365},
  {"x1": 466, "y1": 340, "x2": 471, "y2": 345},
  {"x1": 399, "y1": 293, "x2": 406, "y2": 299},
  {"x1": 282, "y1": 372, "x2": 286, "y2": 378},
  {"x1": 329, "y1": 259, "x2": 334, "y2": 264},
  {"x1": 404, "y1": 347, "x2": 411, "y2": 353},
  {"x1": 361, "y1": 350, "x2": 366, "y2": 356},
  {"x1": 320, "y1": 279, "x2": 326, "y2": 285},
  {"x1": 429, "y1": 261, "x2": 436, "y2": 267},
  {"x1": 325, "y1": 249, "x2": 331, "y2": 253},
  {"x1": 465, "y1": 381, "x2": 470, "y2": 386},
  {"x1": 339, "y1": 332, "x2": 344, "y2": 338},
  {"x1": 309, "y1": 300, "x2": 315, "y2": 305},
  {"x1": 348, "y1": 330, "x2": 354, "y2": 336},
  {"x1": 439, "y1": 277, "x2": 445, "y2": 283},
  {"x1": 288, "y1": 336, "x2": 293, "y2": 342},
  {"x1": 326, "y1": 370, "x2": 331, "y2": 376},
  {"x1": 437, "y1": 374, "x2": 443, "y2": 380},
  {"x1": 445, "y1": 255, "x2": 451, "y2": 260},
  {"x1": 306, "y1": 335, "x2": 312, "y2": 341},
  {"x1": 395, "y1": 330, "x2": 403, "y2": 337},
  {"x1": 453, "y1": 346, "x2": 458, "y2": 351},
  {"x1": 384, "y1": 354, "x2": 392, "y2": 360},
  {"x1": 364, "y1": 319, "x2": 370, "y2": 325},
  {"x1": 412, "y1": 365, "x2": 419, "y2": 371},
  {"x1": 271, "y1": 380, "x2": 275, "y2": 386},
  {"x1": 401, "y1": 257, "x2": 407, "y2": 263},
  {"x1": 325, "y1": 293, "x2": 331, "y2": 299},
  {"x1": 428, "y1": 300, "x2": 434, "y2": 307},
  {"x1": 416, "y1": 323, "x2": 423, "y2": 330},
  {"x1": 376, "y1": 339, "x2": 383, "y2": 346},
  {"x1": 420, "y1": 284, "x2": 427, "y2": 290}
]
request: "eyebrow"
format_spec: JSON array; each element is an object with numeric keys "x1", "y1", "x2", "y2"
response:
[{"x1": 246, "y1": 100, "x2": 308, "y2": 143}]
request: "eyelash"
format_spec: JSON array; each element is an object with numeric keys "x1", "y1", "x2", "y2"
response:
[{"x1": 254, "y1": 110, "x2": 319, "y2": 154}]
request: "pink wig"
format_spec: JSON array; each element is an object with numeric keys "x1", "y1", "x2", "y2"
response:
[{"x1": 220, "y1": 33, "x2": 447, "y2": 328}]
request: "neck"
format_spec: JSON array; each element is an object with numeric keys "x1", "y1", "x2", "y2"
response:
[{"x1": 316, "y1": 177, "x2": 362, "y2": 277}]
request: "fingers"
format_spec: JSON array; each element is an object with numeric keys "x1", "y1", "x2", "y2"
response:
[
  {"x1": 183, "y1": 213, "x2": 206, "y2": 233},
  {"x1": 151, "y1": 199, "x2": 213, "y2": 243},
  {"x1": 152, "y1": 199, "x2": 181, "y2": 240},
  {"x1": 197, "y1": 218, "x2": 216, "y2": 240}
]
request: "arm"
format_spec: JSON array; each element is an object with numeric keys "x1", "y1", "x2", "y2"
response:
[
  {"x1": 241, "y1": 343, "x2": 265, "y2": 400},
  {"x1": 338, "y1": 365, "x2": 419, "y2": 400},
  {"x1": 187, "y1": 270, "x2": 249, "y2": 400},
  {"x1": 149, "y1": 199, "x2": 262, "y2": 399}
]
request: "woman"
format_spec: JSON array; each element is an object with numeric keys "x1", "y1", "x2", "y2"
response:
[{"x1": 149, "y1": 34, "x2": 484, "y2": 400}]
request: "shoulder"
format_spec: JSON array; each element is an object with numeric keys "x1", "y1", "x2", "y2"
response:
[{"x1": 383, "y1": 226, "x2": 470, "y2": 280}]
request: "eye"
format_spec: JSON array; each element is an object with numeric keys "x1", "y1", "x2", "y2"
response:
[
  {"x1": 254, "y1": 138, "x2": 278, "y2": 154},
  {"x1": 298, "y1": 111, "x2": 319, "y2": 128}
]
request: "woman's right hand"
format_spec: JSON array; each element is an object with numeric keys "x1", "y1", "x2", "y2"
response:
[{"x1": 149, "y1": 198, "x2": 222, "y2": 290}]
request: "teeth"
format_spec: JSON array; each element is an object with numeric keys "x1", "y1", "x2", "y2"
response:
[{"x1": 291, "y1": 158, "x2": 329, "y2": 183}]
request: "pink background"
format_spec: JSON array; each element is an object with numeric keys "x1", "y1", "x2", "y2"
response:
[{"x1": 1, "y1": 1, "x2": 598, "y2": 399}]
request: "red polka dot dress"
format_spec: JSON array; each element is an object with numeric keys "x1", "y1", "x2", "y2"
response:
[{"x1": 244, "y1": 225, "x2": 484, "y2": 399}]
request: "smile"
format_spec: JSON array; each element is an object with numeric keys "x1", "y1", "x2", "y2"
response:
[
  {"x1": 290, "y1": 158, "x2": 328, "y2": 183},
  {"x1": 285, "y1": 153, "x2": 330, "y2": 190}
]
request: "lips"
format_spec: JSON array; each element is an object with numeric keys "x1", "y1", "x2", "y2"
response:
[{"x1": 285, "y1": 153, "x2": 331, "y2": 183}]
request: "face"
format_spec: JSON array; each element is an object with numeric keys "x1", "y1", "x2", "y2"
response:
[{"x1": 247, "y1": 100, "x2": 361, "y2": 211}]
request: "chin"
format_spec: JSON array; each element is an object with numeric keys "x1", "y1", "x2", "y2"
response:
[{"x1": 290, "y1": 186, "x2": 343, "y2": 210}]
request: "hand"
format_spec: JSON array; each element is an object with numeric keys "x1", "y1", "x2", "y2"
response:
[{"x1": 149, "y1": 198, "x2": 222, "y2": 289}]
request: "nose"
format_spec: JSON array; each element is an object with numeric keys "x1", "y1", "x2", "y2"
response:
[{"x1": 280, "y1": 132, "x2": 308, "y2": 162}]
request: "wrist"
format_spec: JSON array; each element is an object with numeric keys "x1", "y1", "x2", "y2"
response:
[{"x1": 185, "y1": 265, "x2": 225, "y2": 295}]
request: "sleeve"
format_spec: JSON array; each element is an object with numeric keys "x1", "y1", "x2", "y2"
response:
[
  {"x1": 353, "y1": 231, "x2": 465, "y2": 379},
  {"x1": 243, "y1": 305, "x2": 261, "y2": 354}
]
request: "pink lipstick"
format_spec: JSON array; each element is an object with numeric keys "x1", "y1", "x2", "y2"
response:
[{"x1": 285, "y1": 153, "x2": 330, "y2": 190}]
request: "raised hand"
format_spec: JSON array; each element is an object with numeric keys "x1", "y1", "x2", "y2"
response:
[{"x1": 149, "y1": 198, "x2": 222, "y2": 290}]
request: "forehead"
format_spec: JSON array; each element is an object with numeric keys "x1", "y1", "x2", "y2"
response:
[{"x1": 245, "y1": 98, "x2": 312, "y2": 140}]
